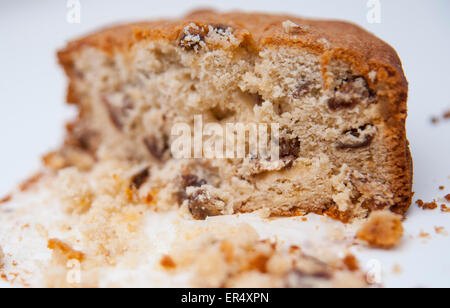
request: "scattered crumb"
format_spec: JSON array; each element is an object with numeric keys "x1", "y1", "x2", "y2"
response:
[
  {"x1": 160, "y1": 255, "x2": 176, "y2": 269},
  {"x1": 301, "y1": 217, "x2": 307, "y2": 222},
  {"x1": 445, "y1": 194, "x2": 450, "y2": 202},
  {"x1": 342, "y1": 254, "x2": 359, "y2": 272},
  {"x1": 356, "y1": 211, "x2": 404, "y2": 249},
  {"x1": 419, "y1": 230, "x2": 430, "y2": 238},
  {"x1": 417, "y1": 199, "x2": 439, "y2": 210},
  {"x1": 422, "y1": 201, "x2": 438, "y2": 210},
  {"x1": 289, "y1": 245, "x2": 301, "y2": 254},
  {"x1": 441, "y1": 204, "x2": 450, "y2": 213},
  {"x1": 439, "y1": 186, "x2": 445, "y2": 191},
  {"x1": 415, "y1": 199, "x2": 424, "y2": 208},
  {"x1": 431, "y1": 110, "x2": 450, "y2": 124},
  {"x1": 0, "y1": 195, "x2": 11, "y2": 204},
  {"x1": 434, "y1": 226, "x2": 447, "y2": 236},
  {"x1": 392, "y1": 264, "x2": 402, "y2": 275},
  {"x1": 47, "y1": 239, "x2": 85, "y2": 262},
  {"x1": 431, "y1": 116, "x2": 440, "y2": 124}
]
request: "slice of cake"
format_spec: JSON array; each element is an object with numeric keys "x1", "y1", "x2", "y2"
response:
[{"x1": 52, "y1": 10, "x2": 412, "y2": 221}]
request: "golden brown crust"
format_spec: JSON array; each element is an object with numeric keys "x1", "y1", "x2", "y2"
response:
[
  {"x1": 57, "y1": 10, "x2": 412, "y2": 216},
  {"x1": 58, "y1": 10, "x2": 407, "y2": 89}
]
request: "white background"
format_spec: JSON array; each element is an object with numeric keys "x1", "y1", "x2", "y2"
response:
[{"x1": 0, "y1": 0, "x2": 449, "y2": 287}]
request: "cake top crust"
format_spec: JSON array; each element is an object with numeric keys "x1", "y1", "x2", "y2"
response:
[{"x1": 58, "y1": 10, "x2": 407, "y2": 90}]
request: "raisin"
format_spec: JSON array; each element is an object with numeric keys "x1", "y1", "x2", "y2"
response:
[
  {"x1": 143, "y1": 135, "x2": 169, "y2": 161},
  {"x1": 102, "y1": 96, "x2": 123, "y2": 130},
  {"x1": 130, "y1": 168, "x2": 150, "y2": 190},
  {"x1": 177, "y1": 174, "x2": 207, "y2": 203},
  {"x1": 65, "y1": 122, "x2": 98, "y2": 153},
  {"x1": 327, "y1": 97, "x2": 359, "y2": 111},
  {"x1": 255, "y1": 94, "x2": 264, "y2": 106},
  {"x1": 337, "y1": 124, "x2": 376, "y2": 150},
  {"x1": 181, "y1": 174, "x2": 207, "y2": 188},
  {"x1": 212, "y1": 24, "x2": 231, "y2": 33},
  {"x1": 293, "y1": 82, "x2": 311, "y2": 99},
  {"x1": 179, "y1": 25, "x2": 208, "y2": 50},
  {"x1": 187, "y1": 189, "x2": 223, "y2": 220},
  {"x1": 327, "y1": 77, "x2": 371, "y2": 111},
  {"x1": 280, "y1": 137, "x2": 301, "y2": 160}
]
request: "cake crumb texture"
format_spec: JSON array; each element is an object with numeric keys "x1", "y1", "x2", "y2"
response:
[
  {"x1": 54, "y1": 9, "x2": 412, "y2": 221},
  {"x1": 356, "y1": 210, "x2": 404, "y2": 249}
]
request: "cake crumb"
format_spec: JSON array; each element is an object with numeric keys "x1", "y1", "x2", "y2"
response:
[
  {"x1": 434, "y1": 226, "x2": 447, "y2": 236},
  {"x1": 0, "y1": 195, "x2": 11, "y2": 204},
  {"x1": 439, "y1": 186, "x2": 445, "y2": 190},
  {"x1": 47, "y1": 239, "x2": 85, "y2": 262},
  {"x1": 445, "y1": 194, "x2": 450, "y2": 202},
  {"x1": 342, "y1": 254, "x2": 359, "y2": 271},
  {"x1": 422, "y1": 201, "x2": 438, "y2": 210},
  {"x1": 431, "y1": 110, "x2": 450, "y2": 124},
  {"x1": 356, "y1": 211, "x2": 404, "y2": 249},
  {"x1": 415, "y1": 199, "x2": 424, "y2": 208},
  {"x1": 441, "y1": 204, "x2": 450, "y2": 213},
  {"x1": 392, "y1": 264, "x2": 402, "y2": 275},
  {"x1": 282, "y1": 20, "x2": 308, "y2": 34},
  {"x1": 160, "y1": 255, "x2": 176, "y2": 269},
  {"x1": 419, "y1": 230, "x2": 430, "y2": 238}
]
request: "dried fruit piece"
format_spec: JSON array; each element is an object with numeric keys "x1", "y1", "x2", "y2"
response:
[
  {"x1": 143, "y1": 135, "x2": 169, "y2": 161},
  {"x1": 293, "y1": 82, "x2": 311, "y2": 99},
  {"x1": 280, "y1": 137, "x2": 301, "y2": 161},
  {"x1": 187, "y1": 188, "x2": 224, "y2": 220},
  {"x1": 179, "y1": 24, "x2": 208, "y2": 51},
  {"x1": 337, "y1": 124, "x2": 376, "y2": 150},
  {"x1": 181, "y1": 174, "x2": 207, "y2": 188},
  {"x1": 327, "y1": 77, "x2": 371, "y2": 111},
  {"x1": 177, "y1": 174, "x2": 207, "y2": 203},
  {"x1": 130, "y1": 168, "x2": 150, "y2": 190},
  {"x1": 101, "y1": 94, "x2": 134, "y2": 131}
]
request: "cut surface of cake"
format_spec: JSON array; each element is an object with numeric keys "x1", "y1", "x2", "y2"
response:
[{"x1": 52, "y1": 10, "x2": 412, "y2": 222}]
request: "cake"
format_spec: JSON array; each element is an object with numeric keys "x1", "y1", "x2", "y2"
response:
[
  {"x1": 52, "y1": 10, "x2": 412, "y2": 222},
  {"x1": 0, "y1": 10, "x2": 414, "y2": 287}
]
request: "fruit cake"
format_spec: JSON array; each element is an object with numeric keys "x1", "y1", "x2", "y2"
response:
[{"x1": 52, "y1": 10, "x2": 412, "y2": 222}]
